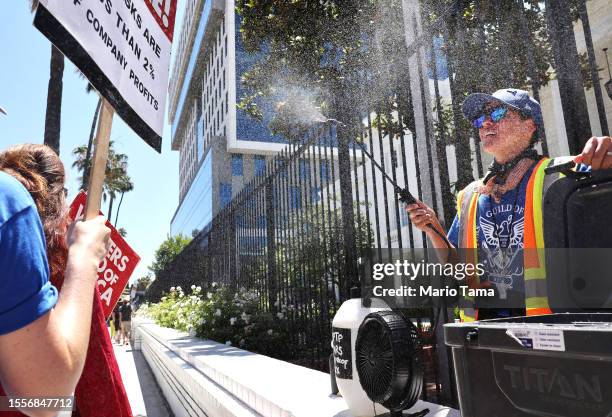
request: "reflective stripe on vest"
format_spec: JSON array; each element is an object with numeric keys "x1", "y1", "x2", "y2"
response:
[
  {"x1": 457, "y1": 158, "x2": 556, "y2": 321},
  {"x1": 457, "y1": 181, "x2": 482, "y2": 322},
  {"x1": 523, "y1": 158, "x2": 553, "y2": 315}
]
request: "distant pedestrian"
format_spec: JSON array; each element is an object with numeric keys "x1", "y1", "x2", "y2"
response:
[
  {"x1": 120, "y1": 300, "x2": 132, "y2": 346},
  {"x1": 113, "y1": 304, "x2": 122, "y2": 344}
]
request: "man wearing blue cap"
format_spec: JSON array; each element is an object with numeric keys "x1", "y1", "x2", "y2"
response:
[{"x1": 406, "y1": 88, "x2": 611, "y2": 320}]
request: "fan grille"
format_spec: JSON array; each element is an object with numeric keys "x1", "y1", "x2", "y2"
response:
[{"x1": 355, "y1": 311, "x2": 423, "y2": 411}]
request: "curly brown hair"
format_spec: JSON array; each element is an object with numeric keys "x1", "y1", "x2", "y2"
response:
[{"x1": 0, "y1": 144, "x2": 69, "y2": 284}]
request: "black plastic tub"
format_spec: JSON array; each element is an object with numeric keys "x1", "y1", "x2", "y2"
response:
[{"x1": 444, "y1": 313, "x2": 612, "y2": 417}]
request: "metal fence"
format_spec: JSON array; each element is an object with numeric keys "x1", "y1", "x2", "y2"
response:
[{"x1": 148, "y1": 0, "x2": 609, "y2": 407}]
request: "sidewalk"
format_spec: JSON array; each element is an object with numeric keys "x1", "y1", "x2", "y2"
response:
[{"x1": 112, "y1": 341, "x2": 173, "y2": 417}]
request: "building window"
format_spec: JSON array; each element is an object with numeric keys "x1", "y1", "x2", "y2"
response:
[
  {"x1": 254, "y1": 156, "x2": 266, "y2": 177},
  {"x1": 311, "y1": 187, "x2": 321, "y2": 203},
  {"x1": 231, "y1": 154, "x2": 243, "y2": 176},
  {"x1": 235, "y1": 214, "x2": 245, "y2": 228},
  {"x1": 320, "y1": 161, "x2": 329, "y2": 182},
  {"x1": 278, "y1": 166, "x2": 288, "y2": 179},
  {"x1": 299, "y1": 159, "x2": 310, "y2": 179},
  {"x1": 257, "y1": 215, "x2": 266, "y2": 228},
  {"x1": 290, "y1": 186, "x2": 301, "y2": 209},
  {"x1": 220, "y1": 183, "x2": 232, "y2": 208}
]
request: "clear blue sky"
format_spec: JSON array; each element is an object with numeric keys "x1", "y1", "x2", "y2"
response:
[{"x1": 1, "y1": 2, "x2": 186, "y2": 283}]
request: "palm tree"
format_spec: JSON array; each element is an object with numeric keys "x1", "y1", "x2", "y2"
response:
[
  {"x1": 104, "y1": 150, "x2": 131, "y2": 221},
  {"x1": 113, "y1": 176, "x2": 135, "y2": 228},
  {"x1": 72, "y1": 141, "x2": 133, "y2": 220},
  {"x1": 30, "y1": 0, "x2": 64, "y2": 155}
]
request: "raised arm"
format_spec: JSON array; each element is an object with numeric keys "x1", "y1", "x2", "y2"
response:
[{"x1": 0, "y1": 215, "x2": 109, "y2": 417}]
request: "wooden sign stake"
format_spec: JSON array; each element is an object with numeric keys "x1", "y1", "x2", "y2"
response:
[{"x1": 85, "y1": 99, "x2": 114, "y2": 220}]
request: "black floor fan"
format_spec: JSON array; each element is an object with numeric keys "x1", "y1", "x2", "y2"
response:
[{"x1": 355, "y1": 311, "x2": 429, "y2": 417}]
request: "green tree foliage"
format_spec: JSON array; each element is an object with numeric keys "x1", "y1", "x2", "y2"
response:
[
  {"x1": 430, "y1": 0, "x2": 596, "y2": 95},
  {"x1": 236, "y1": 0, "x2": 597, "y2": 198},
  {"x1": 149, "y1": 234, "x2": 192, "y2": 278},
  {"x1": 236, "y1": 0, "x2": 408, "y2": 137},
  {"x1": 134, "y1": 274, "x2": 152, "y2": 291}
]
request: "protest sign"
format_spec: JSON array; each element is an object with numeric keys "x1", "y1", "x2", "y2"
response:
[
  {"x1": 33, "y1": 0, "x2": 177, "y2": 152},
  {"x1": 69, "y1": 192, "x2": 141, "y2": 318}
]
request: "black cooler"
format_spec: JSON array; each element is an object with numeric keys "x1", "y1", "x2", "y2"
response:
[{"x1": 444, "y1": 313, "x2": 612, "y2": 417}]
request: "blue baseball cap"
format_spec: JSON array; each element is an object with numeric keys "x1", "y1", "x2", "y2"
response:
[{"x1": 462, "y1": 88, "x2": 544, "y2": 133}]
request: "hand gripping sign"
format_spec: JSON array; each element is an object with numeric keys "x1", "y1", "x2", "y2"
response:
[{"x1": 69, "y1": 192, "x2": 141, "y2": 318}]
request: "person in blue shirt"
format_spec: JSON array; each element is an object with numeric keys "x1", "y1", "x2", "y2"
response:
[
  {"x1": 0, "y1": 144, "x2": 110, "y2": 417},
  {"x1": 406, "y1": 88, "x2": 611, "y2": 319}
]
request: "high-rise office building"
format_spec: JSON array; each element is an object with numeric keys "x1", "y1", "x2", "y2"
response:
[{"x1": 168, "y1": 0, "x2": 288, "y2": 237}]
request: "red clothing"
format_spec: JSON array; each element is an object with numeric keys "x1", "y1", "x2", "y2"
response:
[{"x1": 0, "y1": 290, "x2": 133, "y2": 417}]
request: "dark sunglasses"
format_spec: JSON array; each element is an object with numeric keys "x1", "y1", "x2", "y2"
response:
[{"x1": 472, "y1": 106, "x2": 509, "y2": 129}]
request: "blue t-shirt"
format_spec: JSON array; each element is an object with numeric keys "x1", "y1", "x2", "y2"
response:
[
  {"x1": 0, "y1": 171, "x2": 58, "y2": 335},
  {"x1": 448, "y1": 166, "x2": 535, "y2": 310}
]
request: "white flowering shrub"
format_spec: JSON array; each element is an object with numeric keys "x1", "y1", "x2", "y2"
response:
[
  {"x1": 146, "y1": 285, "x2": 205, "y2": 333},
  {"x1": 144, "y1": 282, "x2": 298, "y2": 359},
  {"x1": 204, "y1": 285, "x2": 299, "y2": 359}
]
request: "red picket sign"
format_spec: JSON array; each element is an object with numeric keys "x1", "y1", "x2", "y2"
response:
[{"x1": 68, "y1": 191, "x2": 141, "y2": 318}]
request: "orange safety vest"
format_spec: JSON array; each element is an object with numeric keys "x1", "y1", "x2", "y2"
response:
[{"x1": 456, "y1": 157, "x2": 565, "y2": 322}]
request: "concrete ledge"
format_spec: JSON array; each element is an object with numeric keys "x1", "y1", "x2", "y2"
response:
[{"x1": 133, "y1": 318, "x2": 460, "y2": 417}]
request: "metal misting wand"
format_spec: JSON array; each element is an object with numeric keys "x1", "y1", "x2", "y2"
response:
[
  {"x1": 326, "y1": 119, "x2": 452, "y2": 248},
  {"x1": 604, "y1": 48, "x2": 612, "y2": 101}
]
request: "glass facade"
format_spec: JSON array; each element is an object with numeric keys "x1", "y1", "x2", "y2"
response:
[
  {"x1": 197, "y1": 116, "x2": 204, "y2": 161},
  {"x1": 254, "y1": 156, "x2": 266, "y2": 177},
  {"x1": 171, "y1": 0, "x2": 214, "y2": 139},
  {"x1": 171, "y1": 152, "x2": 213, "y2": 237},
  {"x1": 299, "y1": 159, "x2": 310, "y2": 179},
  {"x1": 290, "y1": 186, "x2": 301, "y2": 209},
  {"x1": 231, "y1": 154, "x2": 243, "y2": 176},
  {"x1": 257, "y1": 215, "x2": 266, "y2": 228},
  {"x1": 320, "y1": 161, "x2": 329, "y2": 182},
  {"x1": 311, "y1": 186, "x2": 321, "y2": 203},
  {"x1": 220, "y1": 183, "x2": 232, "y2": 208},
  {"x1": 172, "y1": 7, "x2": 301, "y2": 238},
  {"x1": 234, "y1": 14, "x2": 287, "y2": 143}
]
